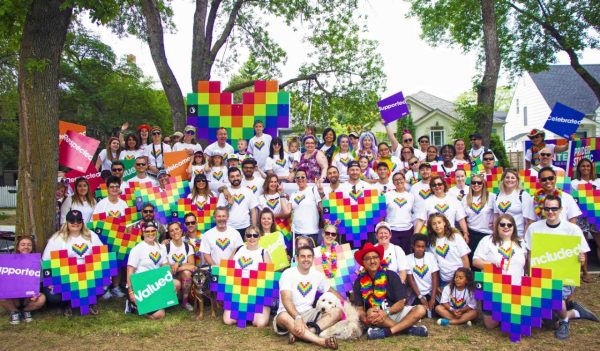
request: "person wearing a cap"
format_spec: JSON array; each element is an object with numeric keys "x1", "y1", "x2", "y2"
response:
[
  {"x1": 119, "y1": 133, "x2": 144, "y2": 161},
  {"x1": 524, "y1": 128, "x2": 569, "y2": 169},
  {"x1": 156, "y1": 170, "x2": 170, "y2": 190},
  {"x1": 349, "y1": 131, "x2": 360, "y2": 151},
  {"x1": 188, "y1": 173, "x2": 215, "y2": 208},
  {"x1": 383, "y1": 122, "x2": 426, "y2": 162},
  {"x1": 205, "y1": 148, "x2": 229, "y2": 184},
  {"x1": 248, "y1": 120, "x2": 272, "y2": 171},
  {"x1": 226, "y1": 153, "x2": 241, "y2": 170},
  {"x1": 144, "y1": 125, "x2": 172, "y2": 176},
  {"x1": 171, "y1": 131, "x2": 183, "y2": 144},
  {"x1": 216, "y1": 167, "x2": 258, "y2": 237},
  {"x1": 467, "y1": 133, "x2": 485, "y2": 160},
  {"x1": 173, "y1": 125, "x2": 202, "y2": 155},
  {"x1": 121, "y1": 155, "x2": 158, "y2": 191},
  {"x1": 384, "y1": 172, "x2": 416, "y2": 253},
  {"x1": 409, "y1": 162, "x2": 433, "y2": 208},
  {"x1": 351, "y1": 242, "x2": 428, "y2": 339},
  {"x1": 338, "y1": 160, "x2": 374, "y2": 202},
  {"x1": 204, "y1": 127, "x2": 235, "y2": 161},
  {"x1": 43, "y1": 209, "x2": 104, "y2": 316},
  {"x1": 241, "y1": 158, "x2": 264, "y2": 196},
  {"x1": 374, "y1": 221, "x2": 409, "y2": 282},
  {"x1": 273, "y1": 245, "x2": 342, "y2": 349}
]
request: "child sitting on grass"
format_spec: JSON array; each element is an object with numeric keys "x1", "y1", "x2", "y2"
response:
[{"x1": 435, "y1": 267, "x2": 477, "y2": 326}]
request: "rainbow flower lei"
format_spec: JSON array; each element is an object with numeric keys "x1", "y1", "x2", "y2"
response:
[
  {"x1": 358, "y1": 268, "x2": 387, "y2": 308},
  {"x1": 321, "y1": 242, "x2": 338, "y2": 278},
  {"x1": 534, "y1": 188, "x2": 562, "y2": 218}
]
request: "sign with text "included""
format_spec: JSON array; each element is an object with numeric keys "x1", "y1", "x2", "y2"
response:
[
  {"x1": 0, "y1": 254, "x2": 41, "y2": 299},
  {"x1": 530, "y1": 233, "x2": 581, "y2": 286},
  {"x1": 378, "y1": 91, "x2": 410, "y2": 125},
  {"x1": 130, "y1": 266, "x2": 178, "y2": 314},
  {"x1": 543, "y1": 102, "x2": 584, "y2": 139}
]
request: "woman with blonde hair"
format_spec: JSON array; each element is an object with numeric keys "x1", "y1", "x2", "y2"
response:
[{"x1": 462, "y1": 174, "x2": 494, "y2": 258}]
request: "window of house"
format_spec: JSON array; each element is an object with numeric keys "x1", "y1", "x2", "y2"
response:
[
  {"x1": 430, "y1": 129, "x2": 444, "y2": 148},
  {"x1": 516, "y1": 99, "x2": 520, "y2": 114},
  {"x1": 523, "y1": 106, "x2": 528, "y2": 125}
]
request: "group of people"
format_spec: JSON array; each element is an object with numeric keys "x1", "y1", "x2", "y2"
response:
[{"x1": 6, "y1": 121, "x2": 599, "y2": 348}]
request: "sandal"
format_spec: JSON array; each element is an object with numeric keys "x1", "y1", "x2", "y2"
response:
[
  {"x1": 324, "y1": 336, "x2": 338, "y2": 350},
  {"x1": 288, "y1": 334, "x2": 296, "y2": 344}
]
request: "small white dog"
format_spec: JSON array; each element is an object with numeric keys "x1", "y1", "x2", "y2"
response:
[{"x1": 316, "y1": 292, "x2": 363, "y2": 340}]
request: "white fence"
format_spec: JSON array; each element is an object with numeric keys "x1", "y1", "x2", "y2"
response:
[{"x1": 0, "y1": 186, "x2": 17, "y2": 208}]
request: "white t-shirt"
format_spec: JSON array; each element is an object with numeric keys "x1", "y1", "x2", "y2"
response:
[
  {"x1": 200, "y1": 226, "x2": 244, "y2": 265},
  {"x1": 290, "y1": 186, "x2": 321, "y2": 234},
  {"x1": 60, "y1": 197, "x2": 95, "y2": 225},
  {"x1": 97, "y1": 149, "x2": 118, "y2": 172},
  {"x1": 248, "y1": 134, "x2": 272, "y2": 170},
  {"x1": 433, "y1": 161, "x2": 457, "y2": 177},
  {"x1": 165, "y1": 241, "x2": 193, "y2": 266},
  {"x1": 277, "y1": 266, "x2": 330, "y2": 315},
  {"x1": 331, "y1": 152, "x2": 353, "y2": 182},
  {"x1": 473, "y1": 235, "x2": 527, "y2": 283},
  {"x1": 409, "y1": 181, "x2": 431, "y2": 207},
  {"x1": 525, "y1": 144, "x2": 556, "y2": 163},
  {"x1": 571, "y1": 178, "x2": 600, "y2": 190},
  {"x1": 416, "y1": 195, "x2": 466, "y2": 226},
  {"x1": 120, "y1": 175, "x2": 157, "y2": 191},
  {"x1": 524, "y1": 220, "x2": 591, "y2": 253},
  {"x1": 338, "y1": 180, "x2": 374, "y2": 204},
  {"x1": 532, "y1": 191, "x2": 582, "y2": 222},
  {"x1": 217, "y1": 186, "x2": 258, "y2": 230},
  {"x1": 462, "y1": 195, "x2": 495, "y2": 234},
  {"x1": 92, "y1": 197, "x2": 129, "y2": 218},
  {"x1": 119, "y1": 149, "x2": 144, "y2": 161},
  {"x1": 42, "y1": 232, "x2": 103, "y2": 264},
  {"x1": 233, "y1": 245, "x2": 265, "y2": 270},
  {"x1": 429, "y1": 234, "x2": 471, "y2": 283},
  {"x1": 448, "y1": 186, "x2": 469, "y2": 202},
  {"x1": 406, "y1": 252, "x2": 439, "y2": 296},
  {"x1": 373, "y1": 178, "x2": 394, "y2": 195},
  {"x1": 440, "y1": 285, "x2": 477, "y2": 310},
  {"x1": 127, "y1": 241, "x2": 168, "y2": 274},
  {"x1": 241, "y1": 177, "x2": 265, "y2": 197},
  {"x1": 384, "y1": 190, "x2": 415, "y2": 231},
  {"x1": 144, "y1": 142, "x2": 172, "y2": 169},
  {"x1": 265, "y1": 154, "x2": 291, "y2": 178},
  {"x1": 205, "y1": 142, "x2": 235, "y2": 160},
  {"x1": 378, "y1": 244, "x2": 409, "y2": 275},
  {"x1": 173, "y1": 142, "x2": 203, "y2": 153},
  {"x1": 207, "y1": 166, "x2": 229, "y2": 184},
  {"x1": 493, "y1": 190, "x2": 535, "y2": 237},
  {"x1": 258, "y1": 193, "x2": 287, "y2": 215},
  {"x1": 187, "y1": 193, "x2": 215, "y2": 209},
  {"x1": 528, "y1": 164, "x2": 562, "y2": 178}
]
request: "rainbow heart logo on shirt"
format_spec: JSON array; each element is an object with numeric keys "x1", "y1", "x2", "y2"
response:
[
  {"x1": 254, "y1": 141, "x2": 265, "y2": 150},
  {"x1": 212, "y1": 171, "x2": 223, "y2": 181},
  {"x1": 297, "y1": 282, "x2": 313, "y2": 297},
  {"x1": 470, "y1": 202, "x2": 483, "y2": 214},
  {"x1": 233, "y1": 194, "x2": 245, "y2": 204},
  {"x1": 394, "y1": 197, "x2": 407, "y2": 208},
  {"x1": 108, "y1": 210, "x2": 121, "y2": 218},
  {"x1": 149, "y1": 251, "x2": 161, "y2": 265},
  {"x1": 124, "y1": 155, "x2": 135, "y2": 160},
  {"x1": 266, "y1": 198, "x2": 279, "y2": 210},
  {"x1": 413, "y1": 264, "x2": 429, "y2": 279},
  {"x1": 434, "y1": 203, "x2": 449, "y2": 214},
  {"x1": 294, "y1": 195, "x2": 305, "y2": 205},
  {"x1": 238, "y1": 256, "x2": 253, "y2": 269},
  {"x1": 409, "y1": 177, "x2": 419, "y2": 185},
  {"x1": 275, "y1": 158, "x2": 286, "y2": 167},
  {"x1": 340, "y1": 157, "x2": 350, "y2": 166},
  {"x1": 172, "y1": 253, "x2": 185, "y2": 265},
  {"x1": 419, "y1": 189, "x2": 432, "y2": 200},
  {"x1": 436, "y1": 244, "x2": 449, "y2": 258},
  {"x1": 247, "y1": 185, "x2": 257, "y2": 194},
  {"x1": 498, "y1": 201, "x2": 512, "y2": 213},
  {"x1": 194, "y1": 169, "x2": 203, "y2": 175},
  {"x1": 151, "y1": 149, "x2": 162, "y2": 158},
  {"x1": 450, "y1": 296, "x2": 466, "y2": 309},
  {"x1": 349, "y1": 190, "x2": 363, "y2": 202},
  {"x1": 71, "y1": 243, "x2": 89, "y2": 257},
  {"x1": 498, "y1": 246, "x2": 514, "y2": 260},
  {"x1": 217, "y1": 238, "x2": 230, "y2": 251}
]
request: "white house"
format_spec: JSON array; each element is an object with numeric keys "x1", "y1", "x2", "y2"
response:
[{"x1": 504, "y1": 64, "x2": 600, "y2": 150}]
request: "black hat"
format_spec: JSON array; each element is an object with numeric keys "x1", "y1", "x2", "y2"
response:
[
  {"x1": 418, "y1": 162, "x2": 432, "y2": 170},
  {"x1": 469, "y1": 133, "x2": 483, "y2": 140},
  {"x1": 347, "y1": 160, "x2": 360, "y2": 169},
  {"x1": 66, "y1": 210, "x2": 83, "y2": 223}
]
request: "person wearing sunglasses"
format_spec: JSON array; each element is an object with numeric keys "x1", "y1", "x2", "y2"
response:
[
  {"x1": 204, "y1": 127, "x2": 235, "y2": 163},
  {"x1": 134, "y1": 203, "x2": 167, "y2": 242},
  {"x1": 60, "y1": 177, "x2": 96, "y2": 225},
  {"x1": 473, "y1": 214, "x2": 527, "y2": 329},
  {"x1": 524, "y1": 128, "x2": 568, "y2": 169},
  {"x1": 93, "y1": 176, "x2": 128, "y2": 218},
  {"x1": 290, "y1": 169, "x2": 323, "y2": 251},
  {"x1": 404, "y1": 156, "x2": 420, "y2": 192},
  {"x1": 313, "y1": 224, "x2": 341, "y2": 281},
  {"x1": 121, "y1": 155, "x2": 158, "y2": 191},
  {"x1": 173, "y1": 125, "x2": 202, "y2": 155},
  {"x1": 144, "y1": 125, "x2": 172, "y2": 177},
  {"x1": 182, "y1": 212, "x2": 203, "y2": 266},
  {"x1": 467, "y1": 133, "x2": 485, "y2": 160},
  {"x1": 524, "y1": 195, "x2": 597, "y2": 339},
  {"x1": 528, "y1": 146, "x2": 562, "y2": 177},
  {"x1": 224, "y1": 225, "x2": 272, "y2": 327},
  {"x1": 492, "y1": 169, "x2": 535, "y2": 238},
  {"x1": 533, "y1": 167, "x2": 581, "y2": 222},
  {"x1": 417, "y1": 136, "x2": 430, "y2": 154},
  {"x1": 414, "y1": 176, "x2": 469, "y2": 244},
  {"x1": 126, "y1": 222, "x2": 169, "y2": 319},
  {"x1": 43, "y1": 210, "x2": 104, "y2": 316},
  {"x1": 110, "y1": 161, "x2": 126, "y2": 181},
  {"x1": 462, "y1": 174, "x2": 495, "y2": 261},
  {"x1": 187, "y1": 173, "x2": 215, "y2": 208}
]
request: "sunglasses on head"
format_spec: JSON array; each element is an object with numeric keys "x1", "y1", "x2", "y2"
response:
[
  {"x1": 540, "y1": 175, "x2": 555, "y2": 182},
  {"x1": 498, "y1": 222, "x2": 513, "y2": 228},
  {"x1": 246, "y1": 233, "x2": 259, "y2": 238},
  {"x1": 185, "y1": 221, "x2": 196, "y2": 225}
]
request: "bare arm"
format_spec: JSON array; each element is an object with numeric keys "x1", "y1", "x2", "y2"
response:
[
  {"x1": 316, "y1": 151, "x2": 328, "y2": 180},
  {"x1": 414, "y1": 219, "x2": 424, "y2": 234},
  {"x1": 203, "y1": 253, "x2": 216, "y2": 266},
  {"x1": 385, "y1": 123, "x2": 400, "y2": 153},
  {"x1": 461, "y1": 255, "x2": 470, "y2": 269}
]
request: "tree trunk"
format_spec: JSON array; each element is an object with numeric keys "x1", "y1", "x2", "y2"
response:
[
  {"x1": 191, "y1": 0, "x2": 212, "y2": 90},
  {"x1": 566, "y1": 49, "x2": 600, "y2": 104},
  {"x1": 140, "y1": 0, "x2": 185, "y2": 131},
  {"x1": 16, "y1": 0, "x2": 72, "y2": 248},
  {"x1": 476, "y1": 0, "x2": 501, "y2": 148}
]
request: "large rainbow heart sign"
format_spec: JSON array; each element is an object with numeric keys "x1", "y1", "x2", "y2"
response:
[
  {"x1": 485, "y1": 167, "x2": 503, "y2": 194},
  {"x1": 322, "y1": 190, "x2": 386, "y2": 248},
  {"x1": 170, "y1": 197, "x2": 217, "y2": 233},
  {"x1": 274, "y1": 217, "x2": 292, "y2": 251},
  {"x1": 134, "y1": 177, "x2": 190, "y2": 224},
  {"x1": 87, "y1": 214, "x2": 142, "y2": 267},
  {"x1": 186, "y1": 81, "x2": 289, "y2": 149},
  {"x1": 211, "y1": 260, "x2": 281, "y2": 328},
  {"x1": 519, "y1": 169, "x2": 572, "y2": 197},
  {"x1": 475, "y1": 264, "x2": 563, "y2": 343},
  {"x1": 42, "y1": 245, "x2": 118, "y2": 315},
  {"x1": 571, "y1": 183, "x2": 600, "y2": 226},
  {"x1": 313, "y1": 243, "x2": 358, "y2": 296}
]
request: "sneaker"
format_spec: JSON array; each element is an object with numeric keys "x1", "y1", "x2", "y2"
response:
[
  {"x1": 9, "y1": 312, "x2": 20, "y2": 325},
  {"x1": 466, "y1": 321, "x2": 472, "y2": 327},
  {"x1": 437, "y1": 318, "x2": 449, "y2": 326},
  {"x1": 63, "y1": 307, "x2": 72, "y2": 317},
  {"x1": 572, "y1": 301, "x2": 599, "y2": 322},
  {"x1": 101, "y1": 289, "x2": 112, "y2": 300},
  {"x1": 182, "y1": 303, "x2": 194, "y2": 312},
  {"x1": 124, "y1": 300, "x2": 138, "y2": 314},
  {"x1": 408, "y1": 325, "x2": 428, "y2": 337},
  {"x1": 111, "y1": 287, "x2": 126, "y2": 298},
  {"x1": 367, "y1": 327, "x2": 386, "y2": 340},
  {"x1": 555, "y1": 320, "x2": 570, "y2": 340},
  {"x1": 22, "y1": 311, "x2": 33, "y2": 323}
]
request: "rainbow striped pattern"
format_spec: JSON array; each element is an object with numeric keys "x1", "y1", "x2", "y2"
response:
[
  {"x1": 470, "y1": 202, "x2": 483, "y2": 215},
  {"x1": 497, "y1": 246, "x2": 514, "y2": 260},
  {"x1": 71, "y1": 243, "x2": 89, "y2": 257},
  {"x1": 216, "y1": 238, "x2": 231, "y2": 251},
  {"x1": 187, "y1": 81, "x2": 289, "y2": 151},
  {"x1": 237, "y1": 256, "x2": 253, "y2": 269},
  {"x1": 87, "y1": 214, "x2": 142, "y2": 268},
  {"x1": 294, "y1": 194, "x2": 305, "y2": 205},
  {"x1": 233, "y1": 194, "x2": 246, "y2": 205},
  {"x1": 435, "y1": 244, "x2": 449, "y2": 258},
  {"x1": 450, "y1": 295, "x2": 466, "y2": 309},
  {"x1": 313, "y1": 243, "x2": 358, "y2": 296},
  {"x1": 412, "y1": 264, "x2": 429, "y2": 279},
  {"x1": 120, "y1": 181, "x2": 141, "y2": 207},
  {"x1": 394, "y1": 197, "x2": 407, "y2": 208},
  {"x1": 42, "y1": 245, "x2": 118, "y2": 315},
  {"x1": 475, "y1": 264, "x2": 563, "y2": 342},
  {"x1": 571, "y1": 183, "x2": 600, "y2": 226},
  {"x1": 254, "y1": 140, "x2": 265, "y2": 150},
  {"x1": 275, "y1": 158, "x2": 286, "y2": 167},
  {"x1": 172, "y1": 253, "x2": 186, "y2": 265},
  {"x1": 170, "y1": 197, "x2": 217, "y2": 234},
  {"x1": 349, "y1": 190, "x2": 363, "y2": 202},
  {"x1": 149, "y1": 251, "x2": 162, "y2": 265},
  {"x1": 134, "y1": 176, "x2": 190, "y2": 224},
  {"x1": 322, "y1": 190, "x2": 386, "y2": 247},
  {"x1": 274, "y1": 217, "x2": 292, "y2": 250},
  {"x1": 211, "y1": 260, "x2": 280, "y2": 328},
  {"x1": 434, "y1": 203, "x2": 449, "y2": 214},
  {"x1": 418, "y1": 189, "x2": 432, "y2": 200},
  {"x1": 297, "y1": 282, "x2": 313, "y2": 297}
]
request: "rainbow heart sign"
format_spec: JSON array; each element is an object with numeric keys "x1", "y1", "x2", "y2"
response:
[
  {"x1": 520, "y1": 169, "x2": 572, "y2": 197},
  {"x1": 322, "y1": 190, "x2": 386, "y2": 248},
  {"x1": 170, "y1": 197, "x2": 217, "y2": 234},
  {"x1": 87, "y1": 214, "x2": 142, "y2": 268},
  {"x1": 475, "y1": 264, "x2": 563, "y2": 343},
  {"x1": 120, "y1": 181, "x2": 141, "y2": 207},
  {"x1": 42, "y1": 245, "x2": 118, "y2": 315},
  {"x1": 571, "y1": 183, "x2": 600, "y2": 226},
  {"x1": 187, "y1": 81, "x2": 290, "y2": 150},
  {"x1": 211, "y1": 260, "x2": 281, "y2": 328},
  {"x1": 134, "y1": 176, "x2": 190, "y2": 224},
  {"x1": 313, "y1": 243, "x2": 358, "y2": 296}
]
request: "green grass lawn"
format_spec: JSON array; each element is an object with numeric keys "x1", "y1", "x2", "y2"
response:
[{"x1": 1, "y1": 276, "x2": 599, "y2": 351}]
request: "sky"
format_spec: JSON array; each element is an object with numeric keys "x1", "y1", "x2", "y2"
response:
[{"x1": 87, "y1": 0, "x2": 600, "y2": 103}]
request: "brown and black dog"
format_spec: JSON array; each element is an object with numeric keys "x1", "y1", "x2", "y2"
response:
[{"x1": 190, "y1": 265, "x2": 217, "y2": 320}]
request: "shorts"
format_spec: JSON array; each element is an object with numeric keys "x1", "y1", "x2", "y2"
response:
[
  {"x1": 387, "y1": 305, "x2": 413, "y2": 323},
  {"x1": 562, "y1": 285, "x2": 575, "y2": 300},
  {"x1": 272, "y1": 308, "x2": 322, "y2": 336}
]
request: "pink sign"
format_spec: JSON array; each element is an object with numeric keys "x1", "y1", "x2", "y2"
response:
[
  {"x1": 65, "y1": 162, "x2": 103, "y2": 193},
  {"x1": 59, "y1": 131, "x2": 100, "y2": 172}
]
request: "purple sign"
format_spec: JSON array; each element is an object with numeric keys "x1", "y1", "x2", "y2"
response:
[
  {"x1": 378, "y1": 91, "x2": 410, "y2": 124},
  {"x1": 0, "y1": 253, "x2": 41, "y2": 298}
]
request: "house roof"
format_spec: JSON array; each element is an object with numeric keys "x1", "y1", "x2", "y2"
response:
[
  {"x1": 408, "y1": 91, "x2": 458, "y2": 119},
  {"x1": 529, "y1": 64, "x2": 600, "y2": 115},
  {"x1": 493, "y1": 111, "x2": 507, "y2": 124},
  {"x1": 506, "y1": 132, "x2": 529, "y2": 142}
]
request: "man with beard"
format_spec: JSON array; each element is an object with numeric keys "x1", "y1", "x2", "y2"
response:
[
  {"x1": 241, "y1": 158, "x2": 265, "y2": 196},
  {"x1": 317, "y1": 166, "x2": 342, "y2": 198},
  {"x1": 134, "y1": 202, "x2": 167, "y2": 242},
  {"x1": 409, "y1": 163, "x2": 432, "y2": 208},
  {"x1": 200, "y1": 207, "x2": 243, "y2": 266},
  {"x1": 338, "y1": 161, "x2": 373, "y2": 204},
  {"x1": 217, "y1": 167, "x2": 258, "y2": 236}
]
